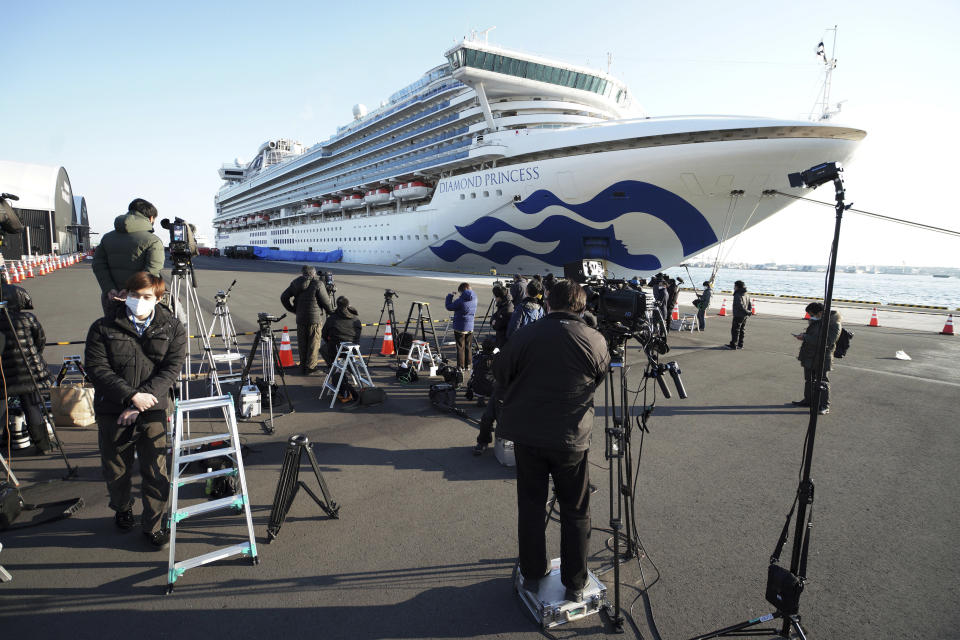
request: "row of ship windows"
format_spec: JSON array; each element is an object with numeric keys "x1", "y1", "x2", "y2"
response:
[
  {"x1": 255, "y1": 234, "x2": 442, "y2": 244},
  {"x1": 460, "y1": 189, "x2": 504, "y2": 200}
]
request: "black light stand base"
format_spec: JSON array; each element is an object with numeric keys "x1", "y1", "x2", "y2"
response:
[
  {"x1": 265, "y1": 434, "x2": 340, "y2": 542},
  {"x1": 688, "y1": 612, "x2": 806, "y2": 640}
]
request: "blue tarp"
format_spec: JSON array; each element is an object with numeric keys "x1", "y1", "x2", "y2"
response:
[{"x1": 252, "y1": 247, "x2": 343, "y2": 263}]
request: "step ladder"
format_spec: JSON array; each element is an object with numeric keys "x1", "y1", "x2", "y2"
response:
[
  {"x1": 405, "y1": 340, "x2": 437, "y2": 372},
  {"x1": 167, "y1": 395, "x2": 258, "y2": 594},
  {"x1": 401, "y1": 301, "x2": 443, "y2": 360},
  {"x1": 320, "y1": 343, "x2": 374, "y2": 408}
]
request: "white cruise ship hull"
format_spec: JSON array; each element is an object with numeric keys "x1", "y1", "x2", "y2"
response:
[{"x1": 216, "y1": 125, "x2": 861, "y2": 278}]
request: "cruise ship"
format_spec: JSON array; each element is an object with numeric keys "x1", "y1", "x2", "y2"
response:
[{"x1": 213, "y1": 35, "x2": 866, "y2": 277}]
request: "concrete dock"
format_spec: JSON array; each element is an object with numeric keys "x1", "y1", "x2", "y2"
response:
[{"x1": 1, "y1": 257, "x2": 957, "y2": 639}]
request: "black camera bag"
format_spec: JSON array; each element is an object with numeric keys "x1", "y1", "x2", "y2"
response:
[
  {"x1": 429, "y1": 383, "x2": 456, "y2": 409},
  {"x1": 0, "y1": 483, "x2": 23, "y2": 530},
  {"x1": 358, "y1": 387, "x2": 386, "y2": 406},
  {"x1": 765, "y1": 563, "x2": 803, "y2": 615}
]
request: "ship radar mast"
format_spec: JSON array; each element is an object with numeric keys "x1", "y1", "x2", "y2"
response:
[{"x1": 810, "y1": 25, "x2": 843, "y2": 121}]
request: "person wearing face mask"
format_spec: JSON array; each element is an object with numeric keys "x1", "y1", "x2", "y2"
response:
[
  {"x1": 92, "y1": 198, "x2": 166, "y2": 317},
  {"x1": 84, "y1": 271, "x2": 186, "y2": 548}
]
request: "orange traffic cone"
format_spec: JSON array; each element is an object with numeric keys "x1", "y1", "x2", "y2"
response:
[
  {"x1": 671, "y1": 302, "x2": 680, "y2": 321},
  {"x1": 380, "y1": 321, "x2": 395, "y2": 356},
  {"x1": 868, "y1": 307, "x2": 880, "y2": 327},
  {"x1": 27, "y1": 263, "x2": 34, "y2": 278},
  {"x1": 752, "y1": 301, "x2": 757, "y2": 316},
  {"x1": 717, "y1": 298, "x2": 727, "y2": 317},
  {"x1": 278, "y1": 326, "x2": 296, "y2": 367},
  {"x1": 39, "y1": 262, "x2": 47, "y2": 276},
  {"x1": 940, "y1": 314, "x2": 955, "y2": 336},
  {"x1": 803, "y1": 310, "x2": 810, "y2": 319}
]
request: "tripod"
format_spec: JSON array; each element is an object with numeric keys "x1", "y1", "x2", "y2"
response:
[
  {"x1": 368, "y1": 290, "x2": 400, "y2": 365},
  {"x1": 240, "y1": 313, "x2": 294, "y2": 434},
  {"x1": 601, "y1": 332, "x2": 686, "y2": 633},
  {"x1": 168, "y1": 259, "x2": 221, "y2": 437},
  {"x1": 266, "y1": 433, "x2": 339, "y2": 542},
  {"x1": 0, "y1": 300, "x2": 77, "y2": 478},
  {"x1": 212, "y1": 280, "x2": 241, "y2": 355},
  {"x1": 689, "y1": 165, "x2": 848, "y2": 640}
]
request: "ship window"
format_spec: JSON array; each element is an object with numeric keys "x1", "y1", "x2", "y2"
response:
[
  {"x1": 433, "y1": 234, "x2": 438, "y2": 239},
  {"x1": 496, "y1": 189, "x2": 503, "y2": 196},
  {"x1": 415, "y1": 235, "x2": 420, "y2": 240},
  {"x1": 459, "y1": 194, "x2": 465, "y2": 200},
  {"x1": 483, "y1": 191, "x2": 489, "y2": 197},
  {"x1": 470, "y1": 193, "x2": 476, "y2": 199},
  {"x1": 407, "y1": 235, "x2": 411, "y2": 240}
]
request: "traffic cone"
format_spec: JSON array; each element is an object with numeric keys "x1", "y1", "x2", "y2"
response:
[
  {"x1": 278, "y1": 326, "x2": 296, "y2": 367},
  {"x1": 752, "y1": 301, "x2": 757, "y2": 316},
  {"x1": 38, "y1": 262, "x2": 46, "y2": 276},
  {"x1": 940, "y1": 314, "x2": 955, "y2": 336},
  {"x1": 803, "y1": 310, "x2": 810, "y2": 320},
  {"x1": 868, "y1": 307, "x2": 880, "y2": 327},
  {"x1": 380, "y1": 321, "x2": 395, "y2": 356},
  {"x1": 671, "y1": 302, "x2": 680, "y2": 321},
  {"x1": 13, "y1": 264, "x2": 21, "y2": 283},
  {"x1": 27, "y1": 263, "x2": 34, "y2": 278},
  {"x1": 717, "y1": 298, "x2": 727, "y2": 317}
]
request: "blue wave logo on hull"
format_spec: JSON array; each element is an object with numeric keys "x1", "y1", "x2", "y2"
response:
[{"x1": 430, "y1": 180, "x2": 717, "y2": 270}]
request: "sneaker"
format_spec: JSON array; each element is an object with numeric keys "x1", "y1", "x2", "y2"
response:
[
  {"x1": 818, "y1": 407, "x2": 830, "y2": 415},
  {"x1": 115, "y1": 509, "x2": 135, "y2": 531},
  {"x1": 791, "y1": 400, "x2": 811, "y2": 407},
  {"x1": 144, "y1": 529, "x2": 170, "y2": 549},
  {"x1": 736, "y1": 345, "x2": 744, "y2": 349},
  {"x1": 723, "y1": 344, "x2": 737, "y2": 350},
  {"x1": 472, "y1": 442, "x2": 488, "y2": 456},
  {"x1": 564, "y1": 586, "x2": 585, "y2": 603}
]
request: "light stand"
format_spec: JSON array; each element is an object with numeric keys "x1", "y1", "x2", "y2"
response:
[
  {"x1": 688, "y1": 162, "x2": 848, "y2": 640},
  {"x1": 240, "y1": 313, "x2": 295, "y2": 434}
]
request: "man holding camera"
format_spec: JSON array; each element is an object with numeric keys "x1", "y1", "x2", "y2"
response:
[
  {"x1": 92, "y1": 198, "x2": 165, "y2": 317},
  {"x1": 495, "y1": 280, "x2": 610, "y2": 602},
  {"x1": 85, "y1": 272, "x2": 186, "y2": 547},
  {"x1": 281, "y1": 265, "x2": 334, "y2": 375}
]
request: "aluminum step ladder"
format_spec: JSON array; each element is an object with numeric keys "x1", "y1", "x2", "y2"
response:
[
  {"x1": 319, "y1": 343, "x2": 374, "y2": 408},
  {"x1": 209, "y1": 352, "x2": 246, "y2": 394},
  {"x1": 167, "y1": 395, "x2": 258, "y2": 594},
  {"x1": 405, "y1": 339, "x2": 438, "y2": 372}
]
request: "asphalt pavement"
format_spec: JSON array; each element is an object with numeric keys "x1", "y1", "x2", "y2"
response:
[{"x1": 0, "y1": 256, "x2": 957, "y2": 640}]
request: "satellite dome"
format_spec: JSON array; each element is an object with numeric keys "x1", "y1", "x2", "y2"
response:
[{"x1": 352, "y1": 104, "x2": 368, "y2": 120}]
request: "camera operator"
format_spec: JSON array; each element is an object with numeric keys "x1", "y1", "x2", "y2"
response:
[
  {"x1": 792, "y1": 302, "x2": 842, "y2": 415},
  {"x1": 0, "y1": 284, "x2": 53, "y2": 454},
  {"x1": 506, "y1": 281, "x2": 544, "y2": 339},
  {"x1": 321, "y1": 296, "x2": 362, "y2": 367},
  {"x1": 490, "y1": 285, "x2": 513, "y2": 348},
  {"x1": 494, "y1": 280, "x2": 611, "y2": 602},
  {"x1": 84, "y1": 272, "x2": 186, "y2": 547},
  {"x1": 725, "y1": 280, "x2": 753, "y2": 349},
  {"x1": 92, "y1": 198, "x2": 165, "y2": 317},
  {"x1": 697, "y1": 280, "x2": 713, "y2": 331},
  {"x1": 444, "y1": 282, "x2": 477, "y2": 372},
  {"x1": 280, "y1": 265, "x2": 334, "y2": 375}
]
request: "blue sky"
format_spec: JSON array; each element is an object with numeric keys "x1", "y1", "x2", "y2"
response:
[{"x1": 3, "y1": 0, "x2": 958, "y2": 267}]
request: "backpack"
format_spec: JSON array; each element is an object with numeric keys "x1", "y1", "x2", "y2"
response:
[
  {"x1": 833, "y1": 327, "x2": 854, "y2": 359},
  {"x1": 515, "y1": 304, "x2": 543, "y2": 331}
]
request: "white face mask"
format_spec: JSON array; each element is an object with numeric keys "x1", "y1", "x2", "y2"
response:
[{"x1": 126, "y1": 296, "x2": 156, "y2": 318}]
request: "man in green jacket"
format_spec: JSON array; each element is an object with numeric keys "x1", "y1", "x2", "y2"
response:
[{"x1": 92, "y1": 199, "x2": 165, "y2": 316}]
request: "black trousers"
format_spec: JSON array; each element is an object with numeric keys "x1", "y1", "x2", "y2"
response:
[
  {"x1": 697, "y1": 306, "x2": 707, "y2": 330},
  {"x1": 730, "y1": 316, "x2": 748, "y2": 347},
  {"x1": 803, "y1": 367, "x2": 830, "y2": 409},
  {"x1": 97, "y1": 410, "x2": 169, "y2": 534},
  {"x1": 514, "y1": 444, "x2": 590, "y2": 591},
  {"x1": 476, "y1": 388, "x2": 502, "y2": 445}
]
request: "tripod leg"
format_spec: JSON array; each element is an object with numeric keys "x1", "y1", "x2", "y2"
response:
[
  {"x1": 303, "y1": 443, "x2": 340, "y2": 518},
  {"x1": 368, "y1": 300, "x2": 389, "y2": 359},
  {"x1": 270, "y1": 334, "x2": 295, "y2": 413},
  {"x1": 240, "y1": 330, "x2": 261, "y2": 386}
]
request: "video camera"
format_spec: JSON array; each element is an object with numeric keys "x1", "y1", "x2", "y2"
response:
[
  {"x1": 0, "y1": 192, "x2": 25, "y2": 237},
  {"x1": 322, "y1": 272, "x2": 336, "y2": 298},
  {"x1": 384, "y1": 289, "x2": 399, "y2": 300},
  {"x1": 565, "y1": 259, "x2": 649, "y2": 334},
  {"x1": 160, "y1": 217, "x2": 198, "y2": 264}
]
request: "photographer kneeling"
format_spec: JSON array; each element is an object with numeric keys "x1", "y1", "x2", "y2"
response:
[
  {"x1": 321, "y1": 296, "x2": 362, "y2": 367},
  {"x1": 494, "y1": 280, "x2": 610, "y2": 602},
  {"x1": 84, "y1": 272, "x2": 186, "y2": 547}
]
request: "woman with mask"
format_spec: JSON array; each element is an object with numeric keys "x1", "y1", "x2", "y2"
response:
[{"x1": 84, "y1": 271, "x2": 186, "y2": 548}]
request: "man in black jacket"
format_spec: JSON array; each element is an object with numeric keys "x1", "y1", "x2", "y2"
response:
[
  {"x1": 321, "y1": 296, "x2": 362, "y2": 366},
  {"x1": 85, "y1": 272, "x2": 186, "y2": 547},
  {"x1": 280, "y1": 265, "x2": 334, "y2": 374},
  {"x1": 726, "y1": 280, "x2": 752, "y2": 349},
  {"x1": 495, "y1": 280, "x2": 610, "y2": 602},
  {"x1": 489, "y1": 285, "x2": 513, "y2": 348}
]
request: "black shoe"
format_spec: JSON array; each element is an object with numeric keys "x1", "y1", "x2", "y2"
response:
[
  {"x1": 723, "y1": 344, "x2": 737, "y2": 349},
  {"x1": 115, "y1": 509, "x2": 135, "y2": 531},
  {"x1": 791, "y1": 400, "x2": 811, "y2": 407},
  {"x1": 564, "y1": 586, "x2": 585, "y2": 603},
  {"x1": 472, "y1": 442, "x2": 488, "y2": 456},
  {"x1": 737, "y1": 345, "x2": 744, "y2": 349},
  {"x1": 818, "y1": 407, "x2": 830, "y2": 415},
  {"x1": 144, "y1": 529, "x2": 170, "y2": 549}
]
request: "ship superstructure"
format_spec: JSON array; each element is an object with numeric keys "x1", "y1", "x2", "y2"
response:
[{"x1": 214, "y1": 35, "x2": 865, "y2": 276}]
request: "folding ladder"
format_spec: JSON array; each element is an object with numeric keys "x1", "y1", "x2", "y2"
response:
[
  {"x1": 401, "y1": 301, "x2": 443, "y2": 360},
  {"x1": 167, "y1": 395, "x2": 258, "y2": 594},
  {"x1": 319, "y1": 343, "x2": 374, "y2": 408},
  {"x1": 405, "y1": 340, "x2": 437, "y2": 372}
]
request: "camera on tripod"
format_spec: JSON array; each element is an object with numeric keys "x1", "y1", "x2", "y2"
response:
[
  {"x1": 257, "y1": 312, "x2": 285, "y2": 331},
  {"x1": 160, "y1": 217, "x2": 199, "y2": 265},
  {"x1": 384, "y1": 289, "x2": 398, "y2": 300},
  {"x1": 321, "y1": 271, "x2": 336, "y2": 298},
  {"x1": 565, "y1": 259, "x2": 651, "y2": 348}
]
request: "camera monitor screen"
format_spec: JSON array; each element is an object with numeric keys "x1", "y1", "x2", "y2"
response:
[{"x1": 172, "y1": 225, "x2": 186, "y2": 242}]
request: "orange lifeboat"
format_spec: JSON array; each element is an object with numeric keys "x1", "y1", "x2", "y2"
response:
[
  {"x1": 341, "y1": 193, "x2": 364, "y2": 210},
  {"x1": 363, "y1": 187, "x2": 392, "y2": 205},
  {"x1": 394, "y1": 181, "x2": 433, "y2": 200},
  {"x1": 320, "y1": 198, "x2": 341, "y2": 213}
]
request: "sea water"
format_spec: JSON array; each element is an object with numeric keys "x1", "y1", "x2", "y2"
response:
[{"x1": 659, "y1": 267, "x2": 960, "y2": 309}]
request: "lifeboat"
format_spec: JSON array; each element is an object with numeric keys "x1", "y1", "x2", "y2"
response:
[
  {"x1": 364, "y1": 188, "x2": 392, "y2": 205},
  {"x1": 320, "y1": 198, "x2": 341, "y2": 213},
  {"x1": 393, "y1": 181, "x2": 433, "y2": 200},
  {"x1": 341, "y1": 193, "x2": 364, "y2": 209}
]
